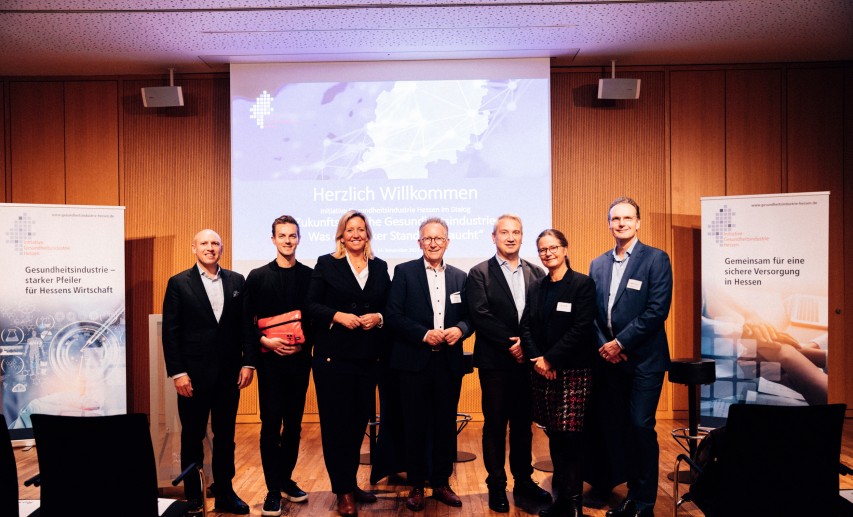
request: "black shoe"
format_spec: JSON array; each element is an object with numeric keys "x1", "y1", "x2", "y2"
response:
[
  {"x1": 282, "y1": 479, "x2": 308, "y2": 503},
  {"x1": 353, "y1": 486, "x2": 378, "y2": 503},
  {"x1": 606, "y1": 499, "x2": 637, "y2": 517},
  {"x1": 636, "y1": 507, "x2": 655, "y2": 517},
  {"x1": 540, "y1": 496, "x2": 583, "y2": 517},
  {"x1": 488, "y1": 488, "x2": 510, "y2": 513},
  {"x1": 513, "y1": 479, "x2": 552, "y2": 504},
  {"x1": 585, "y1": 486, "x2": 612, "y2": 508},
  {"x1": 214, "y1": 491, "x2": 250, "y2": 515},
  {"x1": 185, "y1": 497, "x2": 204, "y2": 516},
  {"x1": 262, "y1": 491, "x2": 282, "y2": 517}
]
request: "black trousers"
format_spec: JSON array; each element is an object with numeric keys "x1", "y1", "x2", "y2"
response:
[
  {"x1": 478, "y1": 367, "x2": 534, "y2": 490},
  {"x1": 312, "y1": 358, "x2": 377, "y2": 495},
  {"x1": 547, "y1": 430, "x2": 584, "y2": 500},
  {"x1": 398, "y1": 351, "x2": 462, "y2": 487},
  {"x1": 177, "y1": 371, "x2": 240, "y2": 500},
  {"x1": 257, "y1": 352, "x2": 311, "y2": 492}
]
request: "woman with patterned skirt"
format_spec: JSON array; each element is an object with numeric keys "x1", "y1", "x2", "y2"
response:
[{"x1": 521, "y1": 229, "x2": 598, "y2": 517}]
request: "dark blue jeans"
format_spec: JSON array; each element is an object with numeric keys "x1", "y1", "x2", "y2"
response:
[{"x1": 611, "y1": 367, "x2": 664, "y2": 509}]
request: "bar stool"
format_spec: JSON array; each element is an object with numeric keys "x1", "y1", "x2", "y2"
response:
[
  {"x1": 455, "y1": 351, "x2": 477, "y2": 463},
  {"x1": 359, "y1": 411, "x2": 380, "y2": 465},
  {"x1": 532, "y1": 424, "x2": 553, "y2": 472},
  {"x1": 668, "y1": 357, "x2": 716, "y2": 482}
]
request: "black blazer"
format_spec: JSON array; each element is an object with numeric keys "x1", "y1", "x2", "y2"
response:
[
  {"x1": 306, "y1": 253, "x2": 390, "y2": 364},
  {"x1": 162, "y1": 265, "x2": 248, "y2": 390},
  {"x1": 520, "y1": 267, "x2": 597, "y2": 371},
  {"x1": 467, "y1": 256, "x2": 544, "y2": 370},
  {"x1": 242, "y1": 259, "x2": 314, "y2": 357},
  {"x1": 386, "y1": 259, "x2": 472, "y2": 378}
]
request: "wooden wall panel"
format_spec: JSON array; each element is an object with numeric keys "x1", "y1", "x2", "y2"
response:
[
  {"x1": 669, "y1": 70, "x2": 726, "y2": 412},
  {"x1": 551, "y1": 70, "x2": 668, "y2": 268},
  {"x1": 725, "y1": 69, "x2": 783, "y2": 195},
  {"x1": 786, "y1": 67, "x2": 845, "y2": 403},
  {"x1": 236, "y1": 377, "x2": 259, "y2": 419},
  {"x1": 1, "y1": 82, "x2": 6, "y2": 202},
  {"x1": 671, "y1": 70, "x2": 726, "y2": 217},
  {"x1": 10, "y1": 82, "x2": 65, "y2": 203},
  {"x1": 844, "y1": 65, "x2": 853, "y2": 410},
  {"x1": 552, "y1": 69, "x2": 672, "y2": 411},
  {"x1": 3, "y1": 61, "x2": 851, "y2": 419},
  {"x1": 122, "y1": 76, "x2": 232, "y2": 414},
  {"x1": 65, "y1": 81, "x2": 120, "y2": 205}
]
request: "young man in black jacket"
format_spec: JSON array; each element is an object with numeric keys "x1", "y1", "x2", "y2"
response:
[{"x1": 243, "y1": 215, "x2": 313, "y2": 517}]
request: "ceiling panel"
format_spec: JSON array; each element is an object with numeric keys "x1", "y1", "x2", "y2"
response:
[{"x1": 1, "y1": 0, "x2": 851, "y2": 76}]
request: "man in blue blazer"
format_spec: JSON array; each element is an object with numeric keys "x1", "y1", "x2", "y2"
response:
[
  {"x1": 386, "y1": 217, "x2": 472, "y2": 512},
  {"x1": 162, "y1": 229, "x2": 255, "y2": 515},
  {"x1": 588, "y1": 198, "x2": 673, "y2": 517}
]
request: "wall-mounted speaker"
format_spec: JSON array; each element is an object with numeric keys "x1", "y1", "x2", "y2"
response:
[
  {"x1": 141, "y1": 86, "x2": 184, "y2": 107},
  {"x1": 597, "y1": 78, "x2": 641, "y2": 100}
]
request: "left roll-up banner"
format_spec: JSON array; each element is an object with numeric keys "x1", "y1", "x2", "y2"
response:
[{"x1": 1, "y1": 204, "x2": 127, "y2": 441}]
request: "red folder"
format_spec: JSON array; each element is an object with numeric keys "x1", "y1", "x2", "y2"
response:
[{"x1": 257, "y1": 310, "x2": 305, "y2": 349}]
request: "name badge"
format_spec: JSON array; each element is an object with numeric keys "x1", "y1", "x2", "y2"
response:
[
  {"x1": 627, "y1": 279, "x2": 643, "y2": 290},
  {"x1": 450, "y1": 292, "x2": 462, "y2": 304},
  {"x1": 557, "y1": 302, "x2": 572, "y2": 312}
]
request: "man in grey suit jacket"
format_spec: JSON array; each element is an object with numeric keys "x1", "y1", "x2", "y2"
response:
[
  {"x1": 588, "y1": 198, "x2": 673, "y2": 517},
  {"x1": 162, "y1": 229, "x2": 254, "y2": 515},
  {"x1": 467, "y1": 214, "x2": 551, "y2": 512},
  {"x1": 386, "y1": 217, "x2": 472, "y2": 512}
]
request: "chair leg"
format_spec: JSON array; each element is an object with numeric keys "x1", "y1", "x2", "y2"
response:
[
  {"x1": 198, "y1": 466, "x2": 208, "y2": 517},
  {"x1": 672, "y1": 453, "x2": 700, "y2": 517},
  {"x1": 672, "y1": 455, "x2": 683, "y2": 517},
  {"x1": 455, "y1": 413, "x2": 476, "y2": 463}
]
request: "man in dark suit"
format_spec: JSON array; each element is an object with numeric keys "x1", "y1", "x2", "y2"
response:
[
  {"x1": 162, "y1": 229, "x2": 255, "y2": 515},
  {"x1": 467, "y1": 214, "x2": 551, "y2": 512},
  {"x1": 242, "y1": 216, "x2": 313, "y2": 517},
  {"x1": 588, "y1": 198, "x2": 673, "y2": 517},
  {"x1": 386, "y1": 217, "x2": 472, "y2": 512}
]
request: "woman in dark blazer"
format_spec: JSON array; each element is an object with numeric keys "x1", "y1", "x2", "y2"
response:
[
  {"x1": 520, "y1": 229, "x2": 597, "y2": 517},
  {"x1": 306, "y1": 210, "x2": 390, "y2": 517}
]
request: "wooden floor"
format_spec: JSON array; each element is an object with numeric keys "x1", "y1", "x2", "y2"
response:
[{"x1": 14, "y1": 418, "x2": 853, "y2": 516}]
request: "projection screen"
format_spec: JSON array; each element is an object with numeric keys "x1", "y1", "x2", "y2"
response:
[{"x1": 231, "y1": 58, "x2": 551, "y2": 274}]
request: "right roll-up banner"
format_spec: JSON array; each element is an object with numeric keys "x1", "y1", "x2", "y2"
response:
[{"x1": 700, "y1": 192, "x2": 829, "y2": 427}]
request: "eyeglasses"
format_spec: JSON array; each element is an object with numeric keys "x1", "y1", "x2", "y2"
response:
[
  {"x1": 537, "y1": 245, "x2": 563, "y2": 256},
  {"x1": 420, "y1": 237, "x2": 447, "y2": 245}
]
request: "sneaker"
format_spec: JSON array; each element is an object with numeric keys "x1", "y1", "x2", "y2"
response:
[
  {"x1": 262, "y1": 491, "x2": 282, "y2": 516},
  {"x1": 282, "y1": 480, "x2": 308, "y2": 503}
]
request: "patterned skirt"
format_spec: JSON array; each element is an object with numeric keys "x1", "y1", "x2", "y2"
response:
[{"x1": 531, "y1": 367, "x2": 593, "y2": 432}]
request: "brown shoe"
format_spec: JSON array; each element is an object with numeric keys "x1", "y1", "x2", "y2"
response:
[
  {"x1": 432, "y1": 485, "x2": 462, "y2": 507},
  {"x1": 337, "y1": 493, "x2": 357, "y2": 517},
  {"x1": 354, "y1": 486, "x2": 377, "y2": 503},
  {"x1": 406, "y1": 487, "x2": 425, "y2": 511}
]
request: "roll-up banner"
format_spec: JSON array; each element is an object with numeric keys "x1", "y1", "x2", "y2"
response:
[
  {"x1": 1, "y1": 204, "x2": 127, "y2": 440},
  {"x1": 700, "y1": 192, "x2": 829, "y2": 427}
]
